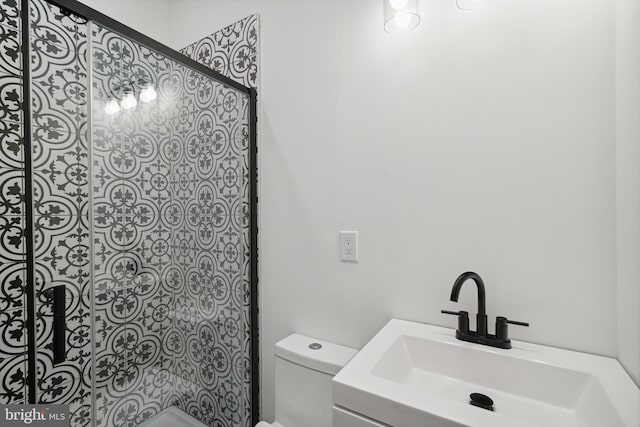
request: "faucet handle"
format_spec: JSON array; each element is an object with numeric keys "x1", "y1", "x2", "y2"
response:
[
  {"x1": 495, "y1": 316, "x2": 529, "y2": 342},
  {"x1": 505, "y1": 319, "x2": 529, "y2": 327},
  {"x1": 441, "y1": 310, "x2": 460, "y2": 316},
  {"x1": 441, "y1": 310, "x2": 469, "y2": 334}
]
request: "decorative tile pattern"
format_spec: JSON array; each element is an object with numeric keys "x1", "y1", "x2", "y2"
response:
[
  {"x1": 26, "y1": 1, "x2": 93, "y2": 425},
  {"x1": 181, "y1": 14, "x2": 258, "y2": 89},
  {"x1": 92, "y1": 23, "x2": 174, "y2": 426},
  {"x1": 93, "y1": 21, "x2": 250, "y2": 427},
  {"x1": 35, "y1": 293, "x2": 92, "y2": 427},
  {"x1": 0, "y1": 122, "x2": 24, "y2": 171},
  {"x1": 94, "y1": 289, "x2": 128, "y2": 427},
  {"x1": 0, "y1": 351, "x2": 27, "y2": 404},
  {"x1": 0, "y1": 75, "x2": 22, "y2": 124},
  {"x1": 181, "y1": 14, "x2": 257, "y2": 427},
  {"x1": 30, "y1": 0, "x2": 89, "y2": 222},
  {"x1": 0, "y1": 0, "x2": 21, "y2": 31},
  {"x1": 0, "y1": 0, "x2": 27, "y2": 406},
  {"x1": 33, "y1": 214, "x2": 91, "y2": 298},
  {"x1": 0, "y1": 2, "x2": 254, "y2": 425}
]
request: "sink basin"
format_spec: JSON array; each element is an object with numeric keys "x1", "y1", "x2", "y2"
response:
[{"x1": 333, "y1": 319, "x2": 640, "y2": 427}]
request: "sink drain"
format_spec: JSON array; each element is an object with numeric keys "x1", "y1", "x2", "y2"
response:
[{"x1": 469, "y1": 393, "x2": 494, "y2": 411}]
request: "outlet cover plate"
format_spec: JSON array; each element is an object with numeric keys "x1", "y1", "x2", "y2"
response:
[{"x1": 340, "y1": 231, "x2": 358, "y2": 262}]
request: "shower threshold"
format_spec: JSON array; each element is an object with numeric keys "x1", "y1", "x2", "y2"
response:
[{"x1": 137, "y1": 406, "x2": 208, "y2": 427}]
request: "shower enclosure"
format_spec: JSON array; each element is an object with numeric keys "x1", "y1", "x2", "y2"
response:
[{"x1": 0, "y1": 0, "x2": 258, "y2": 426}]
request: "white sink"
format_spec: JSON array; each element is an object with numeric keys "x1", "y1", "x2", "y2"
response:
[{"x1": 333, "y1": 319, "x2": 640, "y2": 427}]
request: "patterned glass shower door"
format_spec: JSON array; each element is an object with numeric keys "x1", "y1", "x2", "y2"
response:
[
  {"x1": 90, "y1": 21, "x2": 250, "y2": 427},
  {"x1": 29, "y1": 0, "x2": 92, "y2": 424},
  {"x1": 0, "y1": 0, "x2": 253, "y2": 426}
]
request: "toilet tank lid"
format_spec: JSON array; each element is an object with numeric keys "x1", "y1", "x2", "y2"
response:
[{"x1": 275, "y1": 334, "x2": 358, "y2": 375}]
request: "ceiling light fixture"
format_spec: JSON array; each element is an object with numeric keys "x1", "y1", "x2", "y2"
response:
[{"x1": 384, "y1": 0, "x2": 420, "y2": 34}]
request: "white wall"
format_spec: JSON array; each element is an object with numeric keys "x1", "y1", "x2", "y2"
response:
[
  {"x1": 80, "y1": 0, "x2": 172, "y2": 46},
  {"x1": 167, "y1": 0, "x2": 617, "y2": 421},
  {"x1": 616, "y1": 0, "x2": 640, "y2": 386},
  {"x1": 79, "y1": 0, "x2": 624, "y2": 419}
]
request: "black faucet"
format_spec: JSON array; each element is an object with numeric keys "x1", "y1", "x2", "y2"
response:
[
  {"x1": 441, "y1": 271, "x2": 529, "y2": 349},
  {"x1": 450, "y1": 272, "x2": 488, "y2": 337}
]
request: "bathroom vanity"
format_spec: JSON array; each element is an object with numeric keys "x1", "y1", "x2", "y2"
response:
[{"x1": 332, "y1": 319, "x2": 640, "y2": 427}]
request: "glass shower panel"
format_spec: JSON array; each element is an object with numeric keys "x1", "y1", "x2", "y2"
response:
[
  {"x1": 91, "y1": 22, "x2": 177, "y2": 427},
  {"x1": 0, "y1": 0, "x2": 27, "y2": 407},
  {"x1": 29, "y1": 0, "x2": 92, "y2": 425},
  {"x1": 91, "y1": 22, "x2": 248, "y2": 427},
  {"x1": 0, "y1": 0, "x2": 251, "y2": 423}
]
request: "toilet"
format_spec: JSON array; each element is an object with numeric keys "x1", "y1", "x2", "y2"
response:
[{"x1": 256, "y1": 334, "x2": 358, "y2": 427}]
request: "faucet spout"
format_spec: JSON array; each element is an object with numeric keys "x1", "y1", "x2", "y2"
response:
[
  {"x1": 443, "y1": 271, "x2": 527, "y2": 348},
  {"x1": 450, "y1": 271, "x2": 486, "y2": 315}
]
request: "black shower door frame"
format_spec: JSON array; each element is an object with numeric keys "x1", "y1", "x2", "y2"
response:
[{"x1": 19, "y1": 0, "x2": 260, "y2": 423}]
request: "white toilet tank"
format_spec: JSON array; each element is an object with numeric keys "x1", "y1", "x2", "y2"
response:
[{"x1": 274, "y1": 334, "x2": 358, "y2": 427}]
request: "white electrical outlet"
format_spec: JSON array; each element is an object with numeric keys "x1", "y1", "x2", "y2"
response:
[{"x1": 340, "y1": 231, "x2": 358, "y2": 262}]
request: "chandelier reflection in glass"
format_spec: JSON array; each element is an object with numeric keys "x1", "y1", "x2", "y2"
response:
[{"x1": 104, "y1": 79, "x2": 158, "y2": 115}]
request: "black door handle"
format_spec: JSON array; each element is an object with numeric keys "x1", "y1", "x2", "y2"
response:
[{"x1": 44, "y1": 285, "x2": 66, "y2": 365}]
